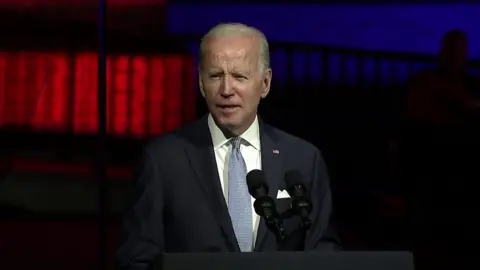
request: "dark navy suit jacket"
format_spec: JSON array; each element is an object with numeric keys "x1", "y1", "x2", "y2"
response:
[{"x1": 116, "y1": 116, "x2": 340, "y2": 270}]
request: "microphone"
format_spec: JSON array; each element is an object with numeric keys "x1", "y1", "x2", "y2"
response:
[
  {"x1": 284, "y1": 170, "x2": 313, "y2": 230},
  {"x1": 246, "y1": 169, "x2": 285, "y2": 248}
]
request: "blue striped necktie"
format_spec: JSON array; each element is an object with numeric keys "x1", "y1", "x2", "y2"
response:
[{"x1": 228, "y1": 137, "x2": 253, "y2": 252}]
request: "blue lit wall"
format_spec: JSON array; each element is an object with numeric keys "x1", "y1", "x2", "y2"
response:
[
  {"x1": 167, "y1": 4, "x2": 480, "y2": 57},
  {"x1": 168, "y1": 4, "x2": 479, "y2": 84}
]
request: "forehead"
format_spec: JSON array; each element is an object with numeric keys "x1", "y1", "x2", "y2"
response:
[{"x1": 203, "y1": 35, "x2": 260, "y2": 64}]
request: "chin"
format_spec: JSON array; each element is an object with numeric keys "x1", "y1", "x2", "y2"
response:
[
  {"x1": 216, "y1": 117, "x2": 242, "y2": 129},
  {"x1": 212, "y1": 113, "x2": 243, "y2": 130}
]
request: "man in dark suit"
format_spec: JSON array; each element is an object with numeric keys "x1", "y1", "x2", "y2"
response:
[{"x1": 116, "y1": 23, "x2": 340, "y2": 270}]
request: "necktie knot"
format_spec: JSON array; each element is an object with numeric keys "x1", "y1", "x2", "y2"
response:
[{"x1": 231, "y1": 137, "x2": 242, "y2": 150}]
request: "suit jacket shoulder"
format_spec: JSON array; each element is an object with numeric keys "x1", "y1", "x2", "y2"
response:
[{"x1": 143, "y1": 118, "x2": 208, "y2": 158}]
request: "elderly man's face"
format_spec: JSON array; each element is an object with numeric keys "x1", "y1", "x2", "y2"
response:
[{"x1": 199, "y1": 34, "x2": 271, "y2": 135}]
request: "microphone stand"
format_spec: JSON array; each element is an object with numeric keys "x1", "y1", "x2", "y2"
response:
[
  {"x1": 281, "y1": 209, "x2": 312, "y2": 230},
  {"x1": 254, "y1": 194, "x2": 286, "y2": 251},
  {"x1": 273, "y1": 216, "x2": 286, "y2": 251},
  {"x1": 263, "y1": 213, "x2": 286, "y2": 251},
  {"x1": 279, "y1": 209, "x2": 313, "y2": 251}
]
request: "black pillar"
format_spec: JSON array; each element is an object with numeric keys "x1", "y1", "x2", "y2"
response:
[{"x1": 97, "y1": 0, "x2": 108, "y2": 269}]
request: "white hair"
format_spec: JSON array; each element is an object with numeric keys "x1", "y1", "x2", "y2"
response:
[{"x1": 199, "y1": 23, "x2": 270, "y2": 71}]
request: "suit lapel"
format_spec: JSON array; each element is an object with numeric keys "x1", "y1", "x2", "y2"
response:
[
  {"x1": 254, "y1": 122, "x2": 284, "y2": 250},
  {"x1": 184, "y1": 117, "x2": 240, "y2": 251}
]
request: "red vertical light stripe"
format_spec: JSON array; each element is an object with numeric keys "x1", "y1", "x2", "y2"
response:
[
  {"x1": 73, "y1": 53, "x2": 83, "y2": 133},
  {"x1": 73, "y1": 53, "x2": 89, "y2": 133},
  {"x1": 3, "y1": 53, "x2": 16, "y2": 124},
  {"x1": 24, "y1": 53, "x2": 43, "y2": 127},
  {"x1": 131, "y1": 56, "x2": 148, "y2": 138},
  {"x1": 73, "y1": 53, "x2": 98, "y2": 134},
  {"x1": 87, "y1": 54, "x2": 98, "y2": 134},
  {"x1": 0, "y1": 52, "x2": 6, "y2": 126},
  {"x1": 182, "y1": 56, "x2": 196, "y2": 123},
  {"x1": 106, "y1": 56, "x2": 114, "y2": 134},
  {"x1": 50, "y1": 53, "x2": 69, "y2": 130},
  {"x1": 30, "y1": 53, "x2": 48, "y2": 130},
  {"x1": 112, "y1": 56, "x2": 129, "y2": 136},
  {"x1": 164, "y1": 56, "x2": 182, "y2": 132},
  {"x1": 16, "y1": 53, "x2": 27, "y2": 125},
  {"x1": 148, "y1": 57, "x2": 166, "y2": 136}
]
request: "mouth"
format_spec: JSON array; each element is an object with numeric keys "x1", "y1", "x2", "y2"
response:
[{"x1": 217, "y1": 105, "x2": 241, "y2": 112}]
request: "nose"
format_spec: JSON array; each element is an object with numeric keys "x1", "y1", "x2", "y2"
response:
[{"x1": 219, "y1": 76, "x2": 234, "y2": 97}]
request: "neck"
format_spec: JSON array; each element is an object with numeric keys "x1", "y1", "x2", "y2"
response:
[{"x1": 219, "y1": 126, "x2": 239, "y2": 139}]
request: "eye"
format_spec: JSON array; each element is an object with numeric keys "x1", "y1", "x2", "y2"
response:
[
  {"x1": 208, "y1": 71, "x2": 223, "y2": 79},
  {"x1": 232, "y1": 73, "x2": 248, "y2": 80}
]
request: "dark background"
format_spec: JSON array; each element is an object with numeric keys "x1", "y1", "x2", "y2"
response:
[{"x1": 1, "y1": 1, "x2": 479, "y2": 270}]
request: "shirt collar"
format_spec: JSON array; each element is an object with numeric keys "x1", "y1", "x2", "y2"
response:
[{"x1": 207, "y1": 114, "x2": 260, "y2": 150}]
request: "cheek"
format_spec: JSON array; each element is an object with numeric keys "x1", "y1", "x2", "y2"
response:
[
  {"x1": 236, "y1": 85, "x2": 262, "y2": 105},
  {"x1": 203, "y1": 81, "x2": 220, "y2": 96}
]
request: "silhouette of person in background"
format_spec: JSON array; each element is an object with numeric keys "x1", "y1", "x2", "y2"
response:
[
  {"x1": 401, "y1": 29, "x2": 479, "y2": 270},
  {"x1": 405, "y1": 29, "x2": 479, "y2": 126}
]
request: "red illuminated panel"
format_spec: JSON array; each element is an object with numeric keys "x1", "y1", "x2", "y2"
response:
[
  {"x1": 3, "y1": 52, "x2": 43, "y2": 126},
  {"x1": 130, "y1": 56, "x2": 148, "y2": 137},
  {"x1": 110, "y1": 56, "x2": 130, "y2": 136},
  {"x1": 31, "y1": 53, "x2": 70, "y2": 131},
  {"x1": 147, "y1": 58, "x2": 166, "y2": 136},
  {"x1": 30, "y1": 54, "x2": 48, "y2": 128},
  {"x1": 16, "y1": 53, "x2": 28, "y2": 125},
  {"x1": 106, "y1": 56, "x2": 113, "y2": 133},
  {"x1": 164, "y1": 57, "x2": 182, "y2": 132},
  {"x1": 51, "y1": 54, "x2": 69, "y2": 127},
  {"x1": 73, "y1": 53, "x2": 98, "y2": 134},
  {"x1": 0, "y1": 51, "x2": 195, "y2": 138}
]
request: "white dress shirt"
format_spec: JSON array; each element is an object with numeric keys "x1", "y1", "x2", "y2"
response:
[{"x1": 207, "y1": 114, "x2": 262, "y2": 249}]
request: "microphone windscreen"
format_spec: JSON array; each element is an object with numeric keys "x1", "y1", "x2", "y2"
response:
[{"x1": 246, "y1": 169, "x2": 268, "y2": 195}]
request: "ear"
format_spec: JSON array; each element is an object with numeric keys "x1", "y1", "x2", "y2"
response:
[
  {"x1": 260, "y1": 68, "x2": 272, "y2": 98},
  {"x1": 198, "y1": 69, "x2": 206, "y2": 98}
]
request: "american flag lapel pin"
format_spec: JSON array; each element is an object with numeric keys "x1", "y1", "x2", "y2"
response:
[{"x1": 272, "y1": 149, "x2": 280, "y2": 154}]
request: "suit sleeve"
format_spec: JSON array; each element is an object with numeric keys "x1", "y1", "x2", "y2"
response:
[
  {"x1": 116, "y1": 147, "x2": 165, "y2": 270},
  {"x1": 304, "y1": 149, "x2": 341, "y2": 251}
]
